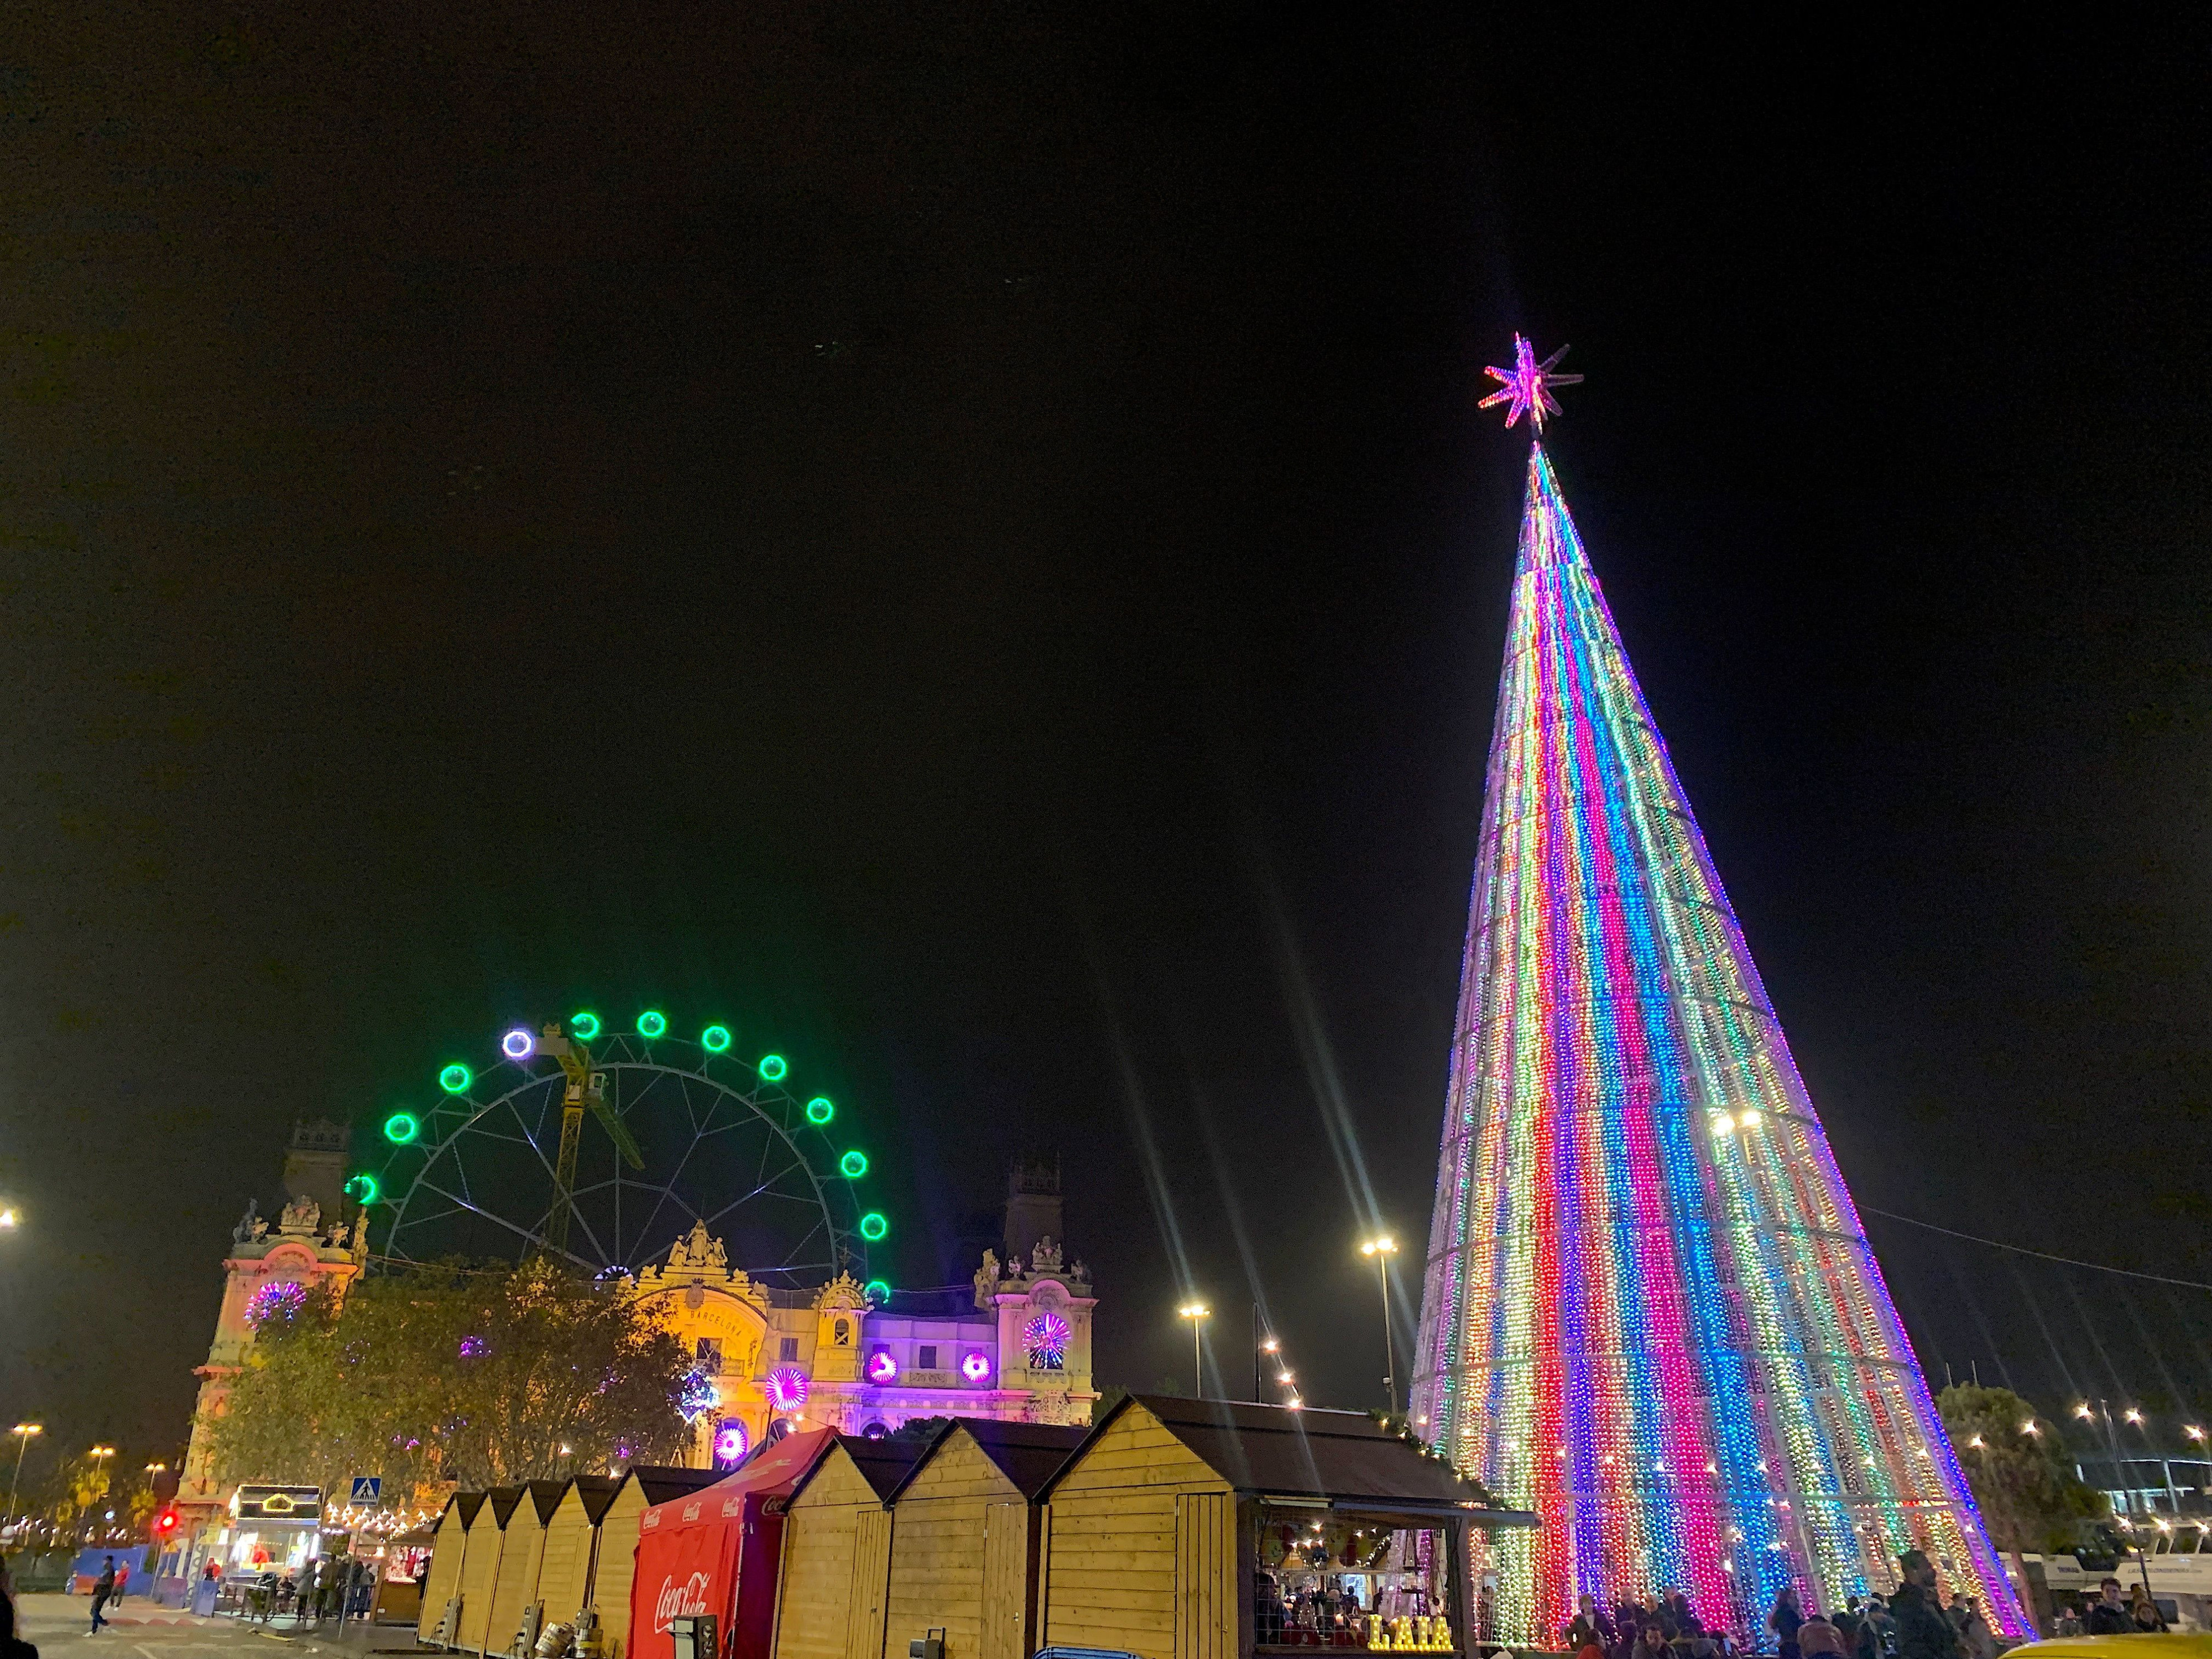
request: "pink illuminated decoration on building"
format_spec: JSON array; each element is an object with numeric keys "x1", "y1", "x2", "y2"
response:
[
  {"x1": 765, "y1": 1366, "x2": 810, "y2": 1412},
  {"x1": 243, "y1": 1281, "x2": 309, "y2": 1328},
  {"x1": 1409, "y1": 349, "x2": 2028, "y2": 1645},
  {"x1": 960, "y1": 1350, "x2": 993, "y2": 1385},
  {"x1": 712, "y1": 1420, "x2": 749, "y2": 1465},
  {"x1": 1477, "y1": 333, "x2": 1583, "y2": 435},
  {"x1": 865, "y1": 1349, "x2": 899, "y2": 1384},
  {"x1": 1022, "y1": 1312, "x2": 1070, "y2": 1370}
]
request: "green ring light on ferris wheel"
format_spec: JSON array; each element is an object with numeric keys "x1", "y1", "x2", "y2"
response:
[
  {"x1": 345, "y1": 1173, "x2": 380, "y2": 1204},
  {"x1": 839, "y1": 1150, "x2": 869, "y2": 1178},
  {"x1": 859, "y1": 1212, "x2": 888, "y2": 1240},
  {"x1": 439, "y1": 1064, "x2": 471, "y2": 1094},
  {"x1": 384, "y1": 1111, "x2": 420, "y2": 1145},
  {"x1": 570, "y1": 1010, "x2": 601, "y2": 1042},
  {"x1": 806, "y1": 1097, "x2": 834, "y2": 1124},
  {"x1": 637, "y1": 1010, "x2": 667, "y2": 1039},
  {"x1": 701, "y1": 1024, "x2": 732, "y2": 1053},
  {"x1": 864, "y1": 1279, "x2": 890, "y2": 1304},
  {"x1": 758, "y1": 1053, "x2": 787, "y2": 1081}
]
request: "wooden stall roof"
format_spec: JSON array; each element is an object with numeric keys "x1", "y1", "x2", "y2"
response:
[
  {"x1": 622, "y1": 1464, "x2": 725, "y2": 1507},
  {"x1": 1042, "y1": 1395, "x2": 1538, "y2": 1525},
  {"x1": 443, "y1": 1491, "x2": 487, "y2": 1527},
  {"x1": 885, "y1": 1419, "x2": 1087, "y2": 1503},
  {"x1": 836, "y1": 1434, "x2": 932, "y2": 1500},
  {"x1": 392, "y1": 1526, "x2": 439, "y2": 1547},
  {"x1": 484, "y1": 1485, "x2": 526, "y2": 1525},
  {"x1": 524, "y1": 1480, "x2": 567, "y2": 1524},
  {"x1": 565, "y1": 1474, "x2": 623, "y2": 1522}
]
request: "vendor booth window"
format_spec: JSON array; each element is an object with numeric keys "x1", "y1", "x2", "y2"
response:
[{"x1": 1254, "y1": 1515, "x2": 1458, "y2": 1653}]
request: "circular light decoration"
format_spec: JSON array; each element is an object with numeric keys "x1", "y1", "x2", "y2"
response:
[
  {"x1": 701, "y1": 1024, "x2": 732, "y2": 1053},
  {"x1": 839, "y1": 1150, "x2": 869, "y2": 1178},
  {"x1": 637, "y1": 1010, "x2": 667, "y2": 1039},
  {"x1": 864, "y1": 1279, "x2": 890, "y2": 1305},
  {"x1": 1024, "y1": 1312, "x2": 1071, "y2": 1371},
  {"x1": 865, "y1": 1350, "x2": 899, "y2": 1384},
  {"x1": 383, "y1": 1111, "x2": 420, "y2": 1145},
  {"x1": 961, "y1": 1350, "x2": 993, "y2": 1386},
  {"x1": 344, "y1": 1173, "x2": 379, "y2": 1204},
  {"x1": 806, "y1": 1097, "x2": 834, "y2": 1124},
  {"x1": 244, "y1": 1281, "x2": 309, "y2": 1329},
  {"x1": 758, "y1": 1053, "x2": 787, "y2": 1081},
  {"x1": 570, "y1": 1010, "x2": 602, "y2": 1042},
  {"x1": 712, "y1": 1420, "x2": 750, "y2": 1466},
  {"x1": 862, "y1": 1421, "x2": 890, "y2": 1441},
  {"x1": 678, "y1": 1369, "x2": 718, "y2": 1422},
  {"x1": 859, "y1": 1211, "x2": 889, "y2": 1241},
  {"x1": 501, "y1": 1027, "x2": 535, "y2": 1060},
  {"x1": 765, "y1": 1366, "x2": 810, "y2": 1413},
  {"x1": 439, "y1": 1063, "x2": 471, "y2": 1094}
]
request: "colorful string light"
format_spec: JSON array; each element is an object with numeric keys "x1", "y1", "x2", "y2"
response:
[{"x1": 1411, "y1": 442, "x2": 2028, "y2": 1645}]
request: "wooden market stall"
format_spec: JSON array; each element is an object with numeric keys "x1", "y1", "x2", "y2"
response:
[
  {"x1": 424, "y1": 1493, "x2": 489, "y2": 1646},
  {"x1": 373, "y1": 1525, "x2": 439, "y2": 1625},
  {"x1": 535, "y1": 1475, "x2": 622, "y2": 1637},
  {"x1": 879, "y1": 1421, "x2": 1087, "y2": 1659},
  {"x1": 455, "y1": 1488, "x2": 526, "y2": 1655},
  {"x1": 482, "y1": 1481, "x2": 567, "y2": 1657},
  {"x1": 590, "y1": 1467, "x2": 726, "y2": 1659},
  {"x1": 1035, "y1": 1396, "x2": 1537, "y2": 1659},
  {"x1": 768, "y1": 1435, "x2": 932, "y2": 1659}
]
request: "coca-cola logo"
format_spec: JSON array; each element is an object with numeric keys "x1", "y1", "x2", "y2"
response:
[{"x1": 652, "y1": 1571, "x2": 714, "y2": 1634}]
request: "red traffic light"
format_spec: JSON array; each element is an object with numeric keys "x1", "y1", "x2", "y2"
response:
[{"x1": 154, "y1": 1508, "x2": 180, "y2": 1536}]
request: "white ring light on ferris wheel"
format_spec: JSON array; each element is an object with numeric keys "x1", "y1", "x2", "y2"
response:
[{"x1": 366, "y1": 1013, "x2": 892, "y2": 1287}]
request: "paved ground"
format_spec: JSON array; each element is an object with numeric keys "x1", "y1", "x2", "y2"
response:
[{"x1": 13, "y1": 1594, "x2": 430, "y2": 1656}]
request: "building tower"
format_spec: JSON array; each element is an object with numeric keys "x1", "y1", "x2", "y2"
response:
[{"x1": 1410, "y1": 340, "x2": 2027, "y2": 1642}]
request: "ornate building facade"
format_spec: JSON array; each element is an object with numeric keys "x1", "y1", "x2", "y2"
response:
[
  {"x1": 176, "y1": 1120, "x2": 369, "y2": 1540},
  {"x1": 634, "y1": 1198, "x2": 1097, "y2": 1468}
]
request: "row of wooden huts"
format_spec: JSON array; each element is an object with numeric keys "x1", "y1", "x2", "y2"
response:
[{"x1": 420, "y1": 1395, "x2": 1533, "y2": 1659}]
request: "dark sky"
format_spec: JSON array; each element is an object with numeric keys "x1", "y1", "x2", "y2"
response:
[{"x1": 3, "y1": 4, "x2": 2211, "y2": 1485}]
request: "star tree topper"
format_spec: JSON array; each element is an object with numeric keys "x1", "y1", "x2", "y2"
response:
[{"x1": 1479, "y1": 334, "x2": 1582, "y2": 434}]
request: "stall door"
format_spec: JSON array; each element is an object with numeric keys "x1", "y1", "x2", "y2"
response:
[
  {"x1": 844, "y1": 1509, "x2": 891, "y2": 1659},
  {"x1": 979, "y1": 1502, "x2": 1027, "y2": 1659},
  {"x1": 1175, "y1": 1494, "x2": 1234, "y2": 1659}
]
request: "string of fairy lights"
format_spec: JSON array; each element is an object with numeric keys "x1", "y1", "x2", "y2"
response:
[{"x1": 1410, "y1": 444, "x2": 2028, "y2": 1645}]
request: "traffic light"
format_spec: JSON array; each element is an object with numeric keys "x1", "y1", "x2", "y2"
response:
[{"x1": 153, "y1": 1507, "x2": 180, "y2": 1541}]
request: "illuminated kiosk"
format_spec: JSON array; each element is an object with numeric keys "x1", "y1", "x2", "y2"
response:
[{"x1": 1408, "y1": 340, "x2": 2028, "y2": 1642}]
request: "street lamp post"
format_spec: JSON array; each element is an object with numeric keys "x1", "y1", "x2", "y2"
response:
[
  {"x1": 8, "y1": 1423, "x2": 41, "y2": 1525},
  {"x1": 2080, "y1": 1401, "x2": 2154, "y2": 1599},
  {"x1": 1360, "y1": 1236, "x2": 1400, "y2": 1416},
  {"x1": 1178, "y1": 1304, "x2": 1211, "y2": 1399},
  {"x1": 1255, "y1": 1309, "x2": 1279, "y2": 1405}
]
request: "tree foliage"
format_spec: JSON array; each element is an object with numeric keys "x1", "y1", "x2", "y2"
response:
[
  {"x1": 1938, "y1": 1384, "x2": 2106, "y2": 1554},
  {"x1": 207, "y1": 1259, "x2": 693, "y2": 1495}
]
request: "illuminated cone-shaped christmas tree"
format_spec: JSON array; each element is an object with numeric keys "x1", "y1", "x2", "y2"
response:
[{"x1": 1411, "y1": 339, "x2": 2027, "y2": 1644}]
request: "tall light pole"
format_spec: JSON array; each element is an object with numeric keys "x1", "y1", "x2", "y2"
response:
[
  {"x1": 1256, "y1": 1316, "x2": 1279, "y2": 1405},
  {"x1": 1360, "y1": 1235, "x2": 1399, "y2": 1416},
  {"x1": 1178, "y1": 1303, "x2": 1211, "y2": 1399},
  {"x1": 8, "y1": 1423, "x2": 41, "y2": 1525}
]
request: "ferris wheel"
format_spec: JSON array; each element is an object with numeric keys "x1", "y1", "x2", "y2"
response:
[{"x1": 358, "y1": 1011, "x2": 889, "y2": 1288}]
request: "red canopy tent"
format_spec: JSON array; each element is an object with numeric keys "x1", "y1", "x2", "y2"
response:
[{"x1": 629, "y1": 1428, "x2": 836, "y2": 1659}]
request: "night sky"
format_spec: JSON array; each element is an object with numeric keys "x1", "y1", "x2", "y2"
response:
[{"x1": 3, "y1": 6, "x2": 2211, "y2": 1484}]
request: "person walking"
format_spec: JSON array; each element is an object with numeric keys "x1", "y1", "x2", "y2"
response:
[
  {"x1": 1798, "y1": 1611, "x2": 1846, "y2": 1659},
  {"x1": 1953, "y1": 1597, "x2": 1995, "y2": 1659},
  {"x1": 2128, "y1": 1588, "x2": 2167, "y2": 1634},
  {"x1": 1886, "y1": 1552, "x2": 1963, "y2": 1659},
  {"x1": 1631, "y1": 1619, "x2": 1672, "y2": 1659},
  {"x1": 1770, "y1": 1587, "x2": 1805, "y2": 1659},
  {"x1": 87, "y1": 1557, "x2": 117, "y2": 1636},
  {"x1": 2085, "y1": 1578, "x2": 2132, "y2": 1635}
]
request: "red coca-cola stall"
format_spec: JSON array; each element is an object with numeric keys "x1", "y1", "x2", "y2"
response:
[{"x1": 629, "y1": 1428, "x2": 835, "y2": 1659}]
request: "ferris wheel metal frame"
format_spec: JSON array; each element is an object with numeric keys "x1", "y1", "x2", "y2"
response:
[{"x1": 363, "y1": 1014, "x2": 889, "y2": 1289}]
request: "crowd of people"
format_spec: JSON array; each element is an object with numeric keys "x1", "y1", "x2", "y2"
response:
[{"x1": 1557, "y1": 1551, "x2": 2038, "y2": 1659}]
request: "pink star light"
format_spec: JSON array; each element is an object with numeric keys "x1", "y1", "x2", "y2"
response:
[{"x1": 1479, "y1": 335, "x2": 1582, "y2": 434}]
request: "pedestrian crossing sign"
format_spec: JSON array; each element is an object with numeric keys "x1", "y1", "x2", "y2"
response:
[{"x1": 349, "y1": 1476, "x2": 382, "y2": 1503}]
